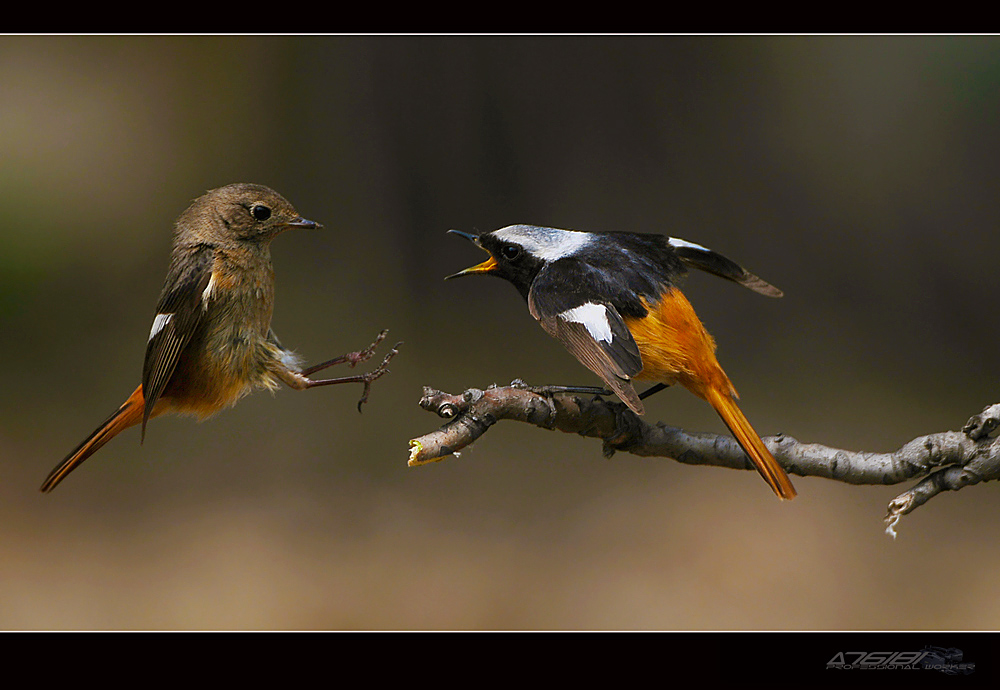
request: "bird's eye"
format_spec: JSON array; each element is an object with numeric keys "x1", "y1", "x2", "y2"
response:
[
  {"x1": 501, "y1": 244, "x2": 521, "y2": 260},
  {"x1": 251, "y1": 204, "x2": 272, "y2": 221}
]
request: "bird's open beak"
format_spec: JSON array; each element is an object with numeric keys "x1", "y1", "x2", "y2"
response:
[
  {"x1": 445, "y1": 229, "x2": 497, "y2": 279},
  {"x1": 286, "y1": 216, "x2": 323, "y2": 230}
]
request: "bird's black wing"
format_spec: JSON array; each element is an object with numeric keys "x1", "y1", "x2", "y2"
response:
[
  {"x1": 528, "y1": 260, "x2": 645, "y2": 414},
  {"x1": 140, "y1": 243, "x2": 215, "y2": 436},
  {"x1": 668, "y1": 237, "x2": 783, "y2": 298}
]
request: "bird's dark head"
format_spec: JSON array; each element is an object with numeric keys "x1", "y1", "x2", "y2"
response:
[
  {"x1": 446, "y1": 225, "x2": 591, "y2": 300},
  {"x1": 179, "y1": 183, "x2": 322, "y2": 245}
]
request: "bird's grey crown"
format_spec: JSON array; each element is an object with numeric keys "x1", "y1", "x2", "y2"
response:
[{"x1": 492, "y1": 225, "x2": 593, "y2": 262}]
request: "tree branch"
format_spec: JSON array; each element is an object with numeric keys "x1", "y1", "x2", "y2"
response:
[{"x1": 407, "y1": 382, "x2": 1000, "y2": 537}]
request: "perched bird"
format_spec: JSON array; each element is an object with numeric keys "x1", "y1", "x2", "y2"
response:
[
  {"x1": 41, "y1": 183, "x2": 398, "y2": 493},
  {"x1": 446, "y1": 224, "x2": 795, "y2": 500}
]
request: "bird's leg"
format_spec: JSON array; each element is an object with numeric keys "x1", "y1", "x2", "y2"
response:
[
  {"x1": 279, "y1": 332, "x2": 401, "y2": 411},
  {"x1": 513, "y1": 380, "x2": 670, "y2": 401},
  {"x1": 509, "y1": 380, "x2": 613, "y2": 397},
  {"x1": 300, "y1": 329, "x2": 389, "y2": 376},
  {"x1": 535, "y1": 385, "x2": 614, "y2": 396},
  {"x1": 303, "y1": 345, "x2": 400, "y2": 410},
  {"x1": 638, "y1": 383, "x2": 670, "y2": 400}
]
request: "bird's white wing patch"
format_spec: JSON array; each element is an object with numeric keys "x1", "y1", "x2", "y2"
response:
[
  {"x1": 559, "y1": 302, "x2": 613, "y2": 343},
  {"x1": 668, "y1": 237, "x2": 710, "y2": 253},
  {"x1": 201, "y1": 271, "x2": 218, "y2": 306},
  {"x1": 148, "y1": 313, "x2": 173, "y2": 342}
]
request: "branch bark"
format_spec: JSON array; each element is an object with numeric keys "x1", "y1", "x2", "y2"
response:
[{"x1": 408, "y1": 382, "x2": 1000, "y2": 537}]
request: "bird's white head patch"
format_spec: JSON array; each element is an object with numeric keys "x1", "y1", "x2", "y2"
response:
[{"x1": 493, "y1": 225, "x2": 593, "y2": 262}]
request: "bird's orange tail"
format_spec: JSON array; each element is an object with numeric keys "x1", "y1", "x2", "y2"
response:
[
  {"x1": 704, "y1": 386, "x2": 796, "y2": 500},
  {"x1": 627, "y1": 288, "x2": 796, "y2": 499},
  {"x1": 40, "y1": 385, "x2": 146, "y2": 493}
]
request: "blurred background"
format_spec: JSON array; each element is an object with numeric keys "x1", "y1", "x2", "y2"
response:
[{"x1": 2, "y1": 35, "x2": 999, "y2": 630}]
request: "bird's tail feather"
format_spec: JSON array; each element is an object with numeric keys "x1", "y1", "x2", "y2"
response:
[
  {"x1": 40, "y1": 385, "x2": 146, "y2": 493},
  {"x1": 705, "y1": 386, "x2": 796, "y2": 500}
]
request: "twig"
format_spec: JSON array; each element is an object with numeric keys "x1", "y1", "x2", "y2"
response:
[{"x1": 407, "y1": 382, "x2": 1000, "y2": 536}]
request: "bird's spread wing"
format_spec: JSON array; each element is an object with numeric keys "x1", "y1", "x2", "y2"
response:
[
  {"x1": 528, "y1": 263, "x2": 645, "y2": 414},
  {"x1": 668, "y1": 237, "x2": 783, "y2": 298},
  {"x1": 141, "y1": 243, "x2": 215, "y2": 436}
]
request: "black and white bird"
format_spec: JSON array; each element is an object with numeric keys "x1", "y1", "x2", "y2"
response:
[{"x1": 447, "y1": 224, "x2": 795, "y2": 500}]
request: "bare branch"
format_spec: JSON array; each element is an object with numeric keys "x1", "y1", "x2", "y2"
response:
[{"x1": 408, "y1": 382, "x2": 1000, "y2": 536}]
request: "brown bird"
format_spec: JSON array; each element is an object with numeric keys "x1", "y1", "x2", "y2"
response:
[
  {"x1": 41, "y1": 183, "x2": 399, "y2": 493},
  {"x1": 447, "y1": 225, "x2": 795, "y2": 500}
]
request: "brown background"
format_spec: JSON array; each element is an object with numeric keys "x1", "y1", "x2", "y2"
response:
[{"x1": 2, "y1": 35, "x2": 999, "y2": 629}]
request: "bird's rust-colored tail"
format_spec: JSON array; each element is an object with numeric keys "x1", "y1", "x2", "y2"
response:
[
  {"x1": 627, "y1": 288, "x2": 796, "y2": 500},
  {"x1": 705, "y1": 385, "x2": 796, "y2": 500},
  {"x1": 40, "y1": 385, "x2": 146, "y2": 493}
]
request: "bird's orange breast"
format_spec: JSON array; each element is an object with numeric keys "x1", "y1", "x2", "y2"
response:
[{"x1": 623, "y1": 288, "x2": 736, "y2": 400}]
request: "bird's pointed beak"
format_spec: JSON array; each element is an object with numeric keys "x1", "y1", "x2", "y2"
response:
[
  {"x1": 286, "y1": 216, "x2": 323, "y2": 230},
  {"x1": 445, "y1": 229, "x2": 497, "y2": 279},
  {"x1": 446, "y1": 256, "x2": 498, "y2": 279},
  {"x1": 447, "y1": 230, "x2": 480, "y2": 244}
]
